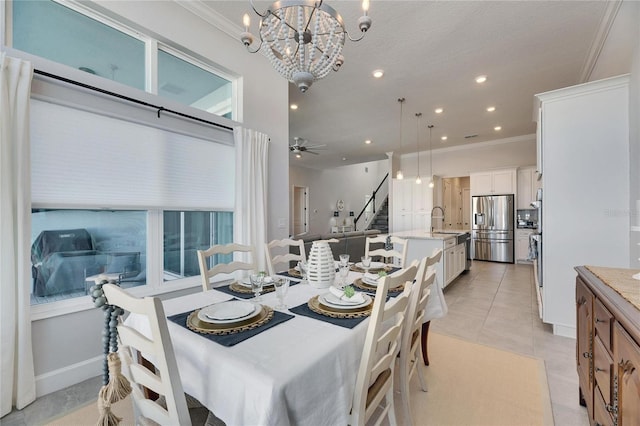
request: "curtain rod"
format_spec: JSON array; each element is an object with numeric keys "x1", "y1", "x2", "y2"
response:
[{"x1": 33, "y1": 69, "x2": 234, "y2": 132}]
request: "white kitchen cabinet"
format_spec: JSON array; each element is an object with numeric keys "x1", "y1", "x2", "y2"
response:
[
  {"x1": 535, "y1": 75, "x2": 629, "y2": 335},
  {"x1": 444, "y1": 239, "x2": 466, "y2": 285},
  {"x1": 515, "y1": 229, "x2": 533, "y2": 263},
  {"x1": 470, "y1": 168, "x2": 516, "y2": 196},
  {"x1": 392, "y1": 178, "x2": 433, "y2": 232},
  {"x1": 517, "y1": 167, "x2": 539, "y2": 209}
]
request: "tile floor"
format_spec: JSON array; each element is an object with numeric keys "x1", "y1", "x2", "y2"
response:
[{"x1": 2, "y1": 261, "x2": 589, "y2": 425}]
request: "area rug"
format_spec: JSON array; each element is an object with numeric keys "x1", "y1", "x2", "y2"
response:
[
  {"x1": 43, "y1": 396, "x2": 134, "y2": 426},
  {"x1": 43, "y1": 333, "x2": 554, "y2": 426},
  {"x1": 405, "y1": 332, "x2": 554, "y2": 426}
]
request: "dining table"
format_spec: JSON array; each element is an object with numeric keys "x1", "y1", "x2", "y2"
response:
[{"x1": 125, "y1": 266, "x2": 391, "y2": 426}]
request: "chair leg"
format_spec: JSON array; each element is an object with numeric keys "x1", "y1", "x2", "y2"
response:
[
  {"x1": 386, "y1": 386, "x2": 399, "y2": 426},
  {"x1": 421, "y1": 321, "x2": 431, "y2": 365},
  {"x1": 399, "y1": 360, "x2": 413, "y2": 426},
  {"x1": 414, "y1": 354, "x2": 428, "y2": 392}
]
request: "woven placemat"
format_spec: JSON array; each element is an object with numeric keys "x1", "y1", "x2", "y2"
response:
[
  {"x1": 350, "y1": 264, "x2": 393, "y2": 274},
  {"x1": 229, "y1": 281, "x2": 275, "y2": 294},
  {"x1": 352, "y1": 277, "x2": 404, "y2": 293},
  {"x1": 186, "y1": 305, "x2": 274, "y2": 335},
  {"x1": 307, "y1": 295, "x2": 373, "y2": 319},
  {"x1": 585, "y1": 266, "x2": 640, "y2": 309}
]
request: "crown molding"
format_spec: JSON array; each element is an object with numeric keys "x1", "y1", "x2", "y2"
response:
[
  {"x1": 176, "y1": 0, "x2": 244, "y2": 41},
  {"x1": 422, "y1": 134, "x2": 536, "y2": 156},
  {"x1": 579, "y1": 0, "x2": 623, "y2": 83}
]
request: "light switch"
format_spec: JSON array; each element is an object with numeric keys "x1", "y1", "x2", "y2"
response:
[{"x1": 277, "y1": 218, "x2": 286, "y2": 228}]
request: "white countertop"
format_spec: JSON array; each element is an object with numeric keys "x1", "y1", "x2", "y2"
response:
[{"x1": 392, "y1": 229, "x2": 470, "y2": 240}]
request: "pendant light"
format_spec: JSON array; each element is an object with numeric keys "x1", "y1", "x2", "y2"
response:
[
  {"x1": 428, "y1": 124, "x2": 435, "y2": 188},
  {"x1": 415, "y1": 112, "x2": 422, "y2": 184},
  {"x1": 396, "y1": 98, "x2": 405, "y2": 180}
]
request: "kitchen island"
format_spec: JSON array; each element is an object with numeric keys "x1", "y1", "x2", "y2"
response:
[{"x1": 393, "y1": 229, "x2": 470, "y2": 289}]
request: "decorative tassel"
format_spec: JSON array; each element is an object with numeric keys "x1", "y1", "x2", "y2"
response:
[
  {"x1": 105, "y1": 352, "x2": 132, "y2": 403},
  {"x1": 96, "y1": 385, "x2": 122, "y2": 426}
]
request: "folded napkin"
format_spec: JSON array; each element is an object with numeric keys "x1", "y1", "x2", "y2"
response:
[
  {"x1": 328, "y1": 286, "x2": 366, "y2": 304},
  {"x1": 362, "y1": 273, "x2": 381, "y2": 286}
]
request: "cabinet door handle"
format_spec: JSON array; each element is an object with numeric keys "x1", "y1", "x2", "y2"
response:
[
  {"x1": 582, "y1": 351, "x2": 592, "y2": 359},
  {"x1": 578, "y1": 297, "x2": 587, "y2": 306},
  {"x1": 595, "y1": 318, "x2": 606, "y2": 324},
  {"x1": 595, "y1": 367, "x2": 606, "y2": 373}
]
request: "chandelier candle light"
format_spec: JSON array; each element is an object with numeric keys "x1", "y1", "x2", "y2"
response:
[{"x1": 241, "y1": 0, "x2": 372, "y2": 92}]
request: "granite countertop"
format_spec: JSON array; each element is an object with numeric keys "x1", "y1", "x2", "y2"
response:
[
  {"x1": 585, "y1": 265, "x2": 640, "y2": 310},
  {"x1": 392, "y1": 229, "x2": 470, "y2": 240}
]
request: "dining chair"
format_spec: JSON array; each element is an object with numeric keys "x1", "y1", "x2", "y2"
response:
[
  {"x1": 197, "y1": 243, "x2": 257, "y2": 291},
  {"x1": 264, "y1": 238, "x2": 306, "y2": 276},
  {"x1": 397, "y1": 258, "x2": 436, "y2": 426},
  {"x1": 102, "y1": 283, "x2": 192, "y2": 426},
  {"x1": 349, "y1": 264, "x2": 417, "y2": 426},
  {"x1": 364, "y1": 235, "x2": 409, "y2": 267},
  {"x1": 420, "y1": 248, "x2": 443, "y2": 366}
]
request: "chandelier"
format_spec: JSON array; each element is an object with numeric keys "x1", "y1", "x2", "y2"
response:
[{"x1": 240, "y1": 0, "x2": 372, "y2": 92}]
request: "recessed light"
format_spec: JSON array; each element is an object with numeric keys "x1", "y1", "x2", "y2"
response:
[
  {"x1": 486, "y1": 106, "x2": 496, "y2": 112},
  {"x1": 434, "y1": 108, "x2": 443, "y2": 114},
  {"x1": 342, "y1": 157, "x2": 347, "y2": 161},
  {"x1": 372, "y1": 69, "x2": 384, "y2": 78},
  {"x1": 441, "y1": 136, "x2": 448, "y2": 141},
  {"x1": 475, "y1": 75, "x2": 487, "y2": 84},
  {"x1": 365, "y1": 139, "x2": 372, "y2": 144},
  {"x1": 290, "y1": 104, "x2": 298, "y2": 110},
  {"x1": 494, "y1": 126, "x2": 502, "y2": 131}
]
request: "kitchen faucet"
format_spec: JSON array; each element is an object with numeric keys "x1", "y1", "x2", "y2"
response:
[{"x1": 430, "y1": 206, "x2": 445, "y2": 233}]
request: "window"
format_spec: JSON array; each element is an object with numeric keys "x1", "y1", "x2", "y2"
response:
[
  {"x1": 10, "y1": 0, "x2": 236, "y2": 120},
  {"x1": 163, "y1": 211, "x2": 233, "y2": 281},
  {"x1": 12, "y1": 0, "x2": 145, "y2": 90},
  {"x1": 31, "y1": 210, "x2": 147, "y2": 305},
  {"x1": 158, "y1": 49, "x2": 233, "y2": 118}
]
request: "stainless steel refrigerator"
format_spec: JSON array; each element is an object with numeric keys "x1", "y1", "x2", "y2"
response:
[{"x1": 472, "y1": 194, "x2": 514, "y2": 263}]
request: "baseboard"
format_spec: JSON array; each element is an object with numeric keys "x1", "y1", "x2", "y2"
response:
[
  {"x1": 35, "y1": 355, "x2": 102, "y2": 398},
  {"x1": 553, "y1": 323, "x2": 576, "y2": 339}
]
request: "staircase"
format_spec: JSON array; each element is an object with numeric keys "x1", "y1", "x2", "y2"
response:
[{"x1": 368, "y1": 197, "x2": 389, "y2": 233}]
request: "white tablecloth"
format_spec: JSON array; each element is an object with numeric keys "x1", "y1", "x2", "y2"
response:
[{"x1": 125, "y1": 272, "x2": 371, "y2": 426}]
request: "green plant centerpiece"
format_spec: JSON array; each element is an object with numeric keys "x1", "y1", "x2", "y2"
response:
[
  {"x1": 377, "y1": 270, "x2": 387, "y2": 278},
  {"x1": 343, "y1": 285, "x2": 355, "y2": 298}
]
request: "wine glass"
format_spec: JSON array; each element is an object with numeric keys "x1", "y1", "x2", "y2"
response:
[
  {"x1": 249, "y1": 273, "x2": 264, "y2": 302},
  {"x1": 274, "y1": 277, "x2": 290, "y2": 310},
  {"x1": 361, "y1": 256, "x2": 372, "y2": 274},
  {"x1": 338, "y1": 264, "x2": 350, "y2": 288},
  {"x1": 297, "y1": 260, "x2": 308, "y2": 284},
  {"x1": 339, "y1": 253, "x2": 350, "y2": 268}
]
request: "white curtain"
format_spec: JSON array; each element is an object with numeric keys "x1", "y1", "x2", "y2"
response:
[
  {"x1": 0, "y1": 53, "x2": 36, "y2": 416},
  {"x1": 234, "y1": 127, "x2": 270, "y2": 271}
]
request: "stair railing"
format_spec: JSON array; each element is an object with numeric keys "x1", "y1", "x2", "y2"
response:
[{"x1": 354, "y1": 173, "x2": 389, "y2": 230}]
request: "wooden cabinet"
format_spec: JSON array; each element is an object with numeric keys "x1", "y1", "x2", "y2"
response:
[
  {"x1": 575, "y1": 266, "x2": 640, "y2": 426},
  {"x1": 392, "y1": 179, "x2": 433, "y2": 232},
  {"x1": 515, "y1": 229, "x2": 533, "y2": 263},
  {"x1": 470, "y1": 168, "x2": 516, "y2": 196}
]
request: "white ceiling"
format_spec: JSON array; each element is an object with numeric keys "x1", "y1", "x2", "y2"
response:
[{"x1": 199, "y1": 1, "x2": 632, "y2": 169}]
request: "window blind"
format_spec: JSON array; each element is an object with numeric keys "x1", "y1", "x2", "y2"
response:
[{"x1": 31, "y1": 99, "x2": 235, "y2": 210}]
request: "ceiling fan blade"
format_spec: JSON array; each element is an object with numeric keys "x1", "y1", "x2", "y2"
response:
[
  {"x1": 305, "y1": 144, "x2": 327, "y2": 149},
  {"x1": 306, "y1": 150, "x2": 320, "y2": 155}
]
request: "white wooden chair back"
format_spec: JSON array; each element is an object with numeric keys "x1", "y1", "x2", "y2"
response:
[
  {"x1": 426, "y1": 248, "x2": 443, "y2": 273},
  {"x1": 397, "y1": 256, "x2": 437, "y2": 426},
  {"x1": 264, "y1": 238, "x2": 306, "y2": 276},
  {"x1": 364, "y1": 235, "x2": 409, "y2": 267},
  {"x1": 350, "y1": 264, "x2": 417, "y2": 426},
  {"x1": 102, "y1": 284, "x2": 191, "y2": 426},
  {"x1": 197, "y1": 243, "x2": 257, "y2": 291}
]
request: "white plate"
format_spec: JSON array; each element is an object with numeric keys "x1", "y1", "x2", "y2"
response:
[
  {"x1": 319, "y1": 293, "x2": 372, "y2": 310},
  {"x1": 361, "y1": 275, "x2": 380, "y2": 287},
  {"x1": 355, "y1": 261, "x2": 386, "y2": 270},
  {"x1": 197, "y1": 301, "x2": 259, "y2": 324},
  {"x1": 239, "y1": 277, "x2": 274, "y2": 288}
]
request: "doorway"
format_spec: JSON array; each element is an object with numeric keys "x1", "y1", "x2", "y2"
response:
[
  {"x1": 441, "y1": 176, "x2": 470, "y2": 230},
  {"x1": 292, "y1": 186, "x2": 309, "y2": 236}
]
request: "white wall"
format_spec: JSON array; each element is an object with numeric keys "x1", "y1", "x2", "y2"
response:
[
  {"x1": 20, "y1": 1, "x2": 291, "y2": 396},
  {"x1": 628, "y1": 2, "x2": 640, "y2": 268},
  {"x1": 290, "y1": 160, "x2": 389, "y2": 235}
]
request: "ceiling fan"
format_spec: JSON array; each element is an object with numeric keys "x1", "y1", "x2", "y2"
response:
[{"x1": 289, "y1": 137, "x2": 326, "y2": 158}]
